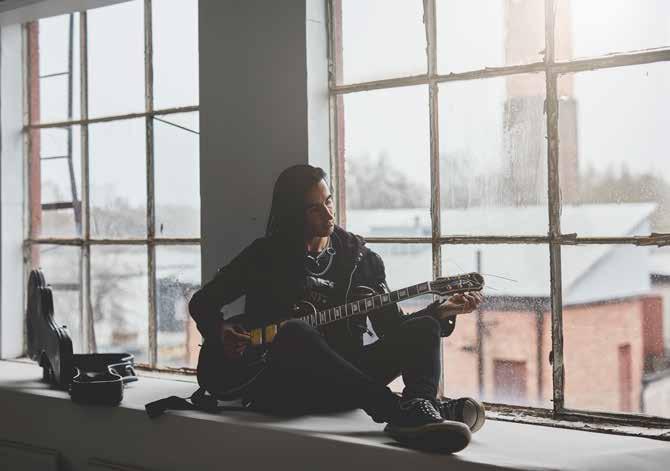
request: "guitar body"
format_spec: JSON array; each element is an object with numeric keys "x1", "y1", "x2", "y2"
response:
[
  {"x1": 196, "y1": 332, "x2": 270, "y2": 400},
  {"x1": 196, "y1": 287, "x2": 375, "y2": 400}
]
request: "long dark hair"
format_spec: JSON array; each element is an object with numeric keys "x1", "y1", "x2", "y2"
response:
[{"x1": 266, "y1": 164, "x2": 328, "y2": 249}]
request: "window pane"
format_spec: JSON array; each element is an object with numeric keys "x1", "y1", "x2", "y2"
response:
[
  {"x1": 563, "y1": 245, "x2": 668, "y2": 418},
  {"x1": 441, "y1": 244, "x2": 551, "y2": 408},
  {"x1": 37, "y1": 13, "x2": 81, "y2": 123},
  {"x1": 89, "y1": 119, "x2": 147, "y2": 238},
  {"x1": 156, "y1": 245, "x2": 201, "y2": 368},
  {"x1": 154, "y1": 113, "x2": 200, "y2": 238},
  {"x1": 556, "y1": 0, "x2": 670, "y2": 61},
  {"x1": 338, "y1": 0, "x2": 426, "y2": 84},
  {"x1": 436, "y1": 0, "x2": 544, "y2": 73},
  {"x1": 88, "y1": 0, "x2": 145, "y2": 117},
  {"x1": 153, "y1": 0, "x2": 199, "y2": 109},
  {"x1": 91, "y1": 245, "x2": 148, "y2": 363},
  {"x1": 35, "y1": 126, "x2": 82, "y2": 238},
  {"x1": 366, "y1": 243, "x2": 433, "y2": 307},
  {"x1": 34, "y1": 245, "x2": 83, "y2": 354},
  {"x1": 439, "y1": 73, "x2": 547, "y2": 235},
  {"x1": 343, "y1": 86, "x2": 431, "y2": 237},
  {"x1": 559, "y1": 63, "x2": 670, "y2": 236},
  {"x1": 367, "y1": 242, "x2": 433, "y2": 394}
]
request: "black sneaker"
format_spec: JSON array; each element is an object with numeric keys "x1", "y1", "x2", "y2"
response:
[
  {"x1": 384, "y1": 398, "x2": 471, "y2": 453},
  {"x1": 435, "y1": 397, "x2": 486, "y2": 433}
]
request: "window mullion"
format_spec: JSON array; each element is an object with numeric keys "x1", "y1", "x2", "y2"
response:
[
  {"x1": 26, "y1": 105, "x2": 199, "y2": 130},
  {"x1": 78, "y1": 11, "x2": 94, "y2": 354},
  {"x1": 544, "y1": 0, "x2": 565, "y2": 413},
  {"x1": 145, "y1": 0, "x2": 158, "y2": 368},
  {"x1": 25, "y1": 22, "x2": 39, "y2": 357},
  {"x1": 425, "y1": 0, "x2": 441, "y2": 281},
  {"x1": 424, "y1": 0, "x2": 445, "y2": 397},
  {"x1": 327, "y1": 0, "x2": 346, "y2": 228}
]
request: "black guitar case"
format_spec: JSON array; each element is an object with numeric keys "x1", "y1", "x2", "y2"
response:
[{"x1": 26, "y1": 269, "x2": 138, "y2": 406}]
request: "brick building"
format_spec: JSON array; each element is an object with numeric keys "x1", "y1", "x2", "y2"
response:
[{"x1": 350, "y1": 203, "x2": 668, "y2": 415}]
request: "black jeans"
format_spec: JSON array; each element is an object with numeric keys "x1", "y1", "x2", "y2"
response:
[{"x1": 245, "y1": 315, "x2": 442, "y2": 422}]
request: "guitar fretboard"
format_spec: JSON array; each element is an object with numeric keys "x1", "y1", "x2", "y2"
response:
[{"x1": 298, "y1": 281, "x2": 432, "y2": 328}]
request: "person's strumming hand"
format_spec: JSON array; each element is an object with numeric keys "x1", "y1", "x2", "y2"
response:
[
  {"x1": 221, "y1": 323, "x2": 251, "y2": 359},
  {"x1": 435, "y1": 291, "x2": 484, "y2": 321}
]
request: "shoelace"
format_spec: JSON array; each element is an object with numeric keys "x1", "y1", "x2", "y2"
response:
[
  {"x1": 441, "y1": 399, "x2": 459, "y2": 419},
  {"x1": 400, "y1": 398, "x2": 443, "y2": 420}
]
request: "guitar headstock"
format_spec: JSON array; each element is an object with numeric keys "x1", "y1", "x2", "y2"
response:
[{"x1": 429, "y1": 272, "x2": 484, "y2": 296}]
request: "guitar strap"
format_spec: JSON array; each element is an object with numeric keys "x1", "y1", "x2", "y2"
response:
[{"x1": 145, "y1": 387, "x2": 254, "y2": 418}]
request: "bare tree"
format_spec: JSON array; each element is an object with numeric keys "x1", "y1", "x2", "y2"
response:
[{"x1": 346, "y1": 153, "x2": 428, "y2": 209}]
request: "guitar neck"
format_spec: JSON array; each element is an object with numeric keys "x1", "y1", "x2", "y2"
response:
[
  {"x1": 238, "y1": 272, "x2": 482, "y2": 347},
  {"x1": 297, "y1": 280, "x2": 434, "y2": 329}
]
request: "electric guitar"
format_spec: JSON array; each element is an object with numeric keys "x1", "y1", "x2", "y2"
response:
[{"x1": 196, "y1": 272, "x2": 484, "y2": 399}]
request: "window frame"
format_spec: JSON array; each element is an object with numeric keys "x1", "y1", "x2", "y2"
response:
[
  {"x1": 326, "y1": 0, "x2": 670, "y2": 432},
  {"x1": 24, "y1": 0, "x2": 200, "y2": 370}
]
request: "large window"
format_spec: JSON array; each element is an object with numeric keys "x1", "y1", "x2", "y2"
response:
[
  {"x1": 329, "y1": 0, "x2": 670, "y2": 426},
  {"x1": 25, "y1": 0, "x2": 200, "y2": 369}
]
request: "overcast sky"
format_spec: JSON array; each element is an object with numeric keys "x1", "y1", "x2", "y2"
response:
[{"x1": 343, "y1": 0, "x2": 670, "y2": 188}]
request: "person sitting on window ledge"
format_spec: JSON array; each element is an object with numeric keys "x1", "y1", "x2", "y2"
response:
[{"x1": 188, "y1": 164, "x2": 485, "y2": 454}]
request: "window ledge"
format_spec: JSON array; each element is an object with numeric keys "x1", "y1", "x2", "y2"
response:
[{"x1": 1, "y1": 360, "x2": 669, "y2": 471}]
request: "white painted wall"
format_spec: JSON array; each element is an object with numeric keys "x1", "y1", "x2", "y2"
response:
[
  {"x1": 305, "y1": 0, "x2": 330, "y2": 174},
  {"x1": 0, "y1": 23, "x2": 25, "y2": 359},
  {"x1": 643, "y1": 373, "x2": 670, "y2": 417}
]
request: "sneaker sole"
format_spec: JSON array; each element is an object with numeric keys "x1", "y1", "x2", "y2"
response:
[
  {"x1": 461, "y1": 398, "x2": 486, "y2": 433},
  {"x1": 384, "y1": 421, "x2": 471, "y2": 454}
]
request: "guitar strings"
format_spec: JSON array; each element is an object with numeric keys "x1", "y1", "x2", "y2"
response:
[
  {"x1": 480, "y1": 272, "x2": 518, "y2": 283},
  {"x1": 443, "y1": 258, "x2": 516, "y2": 294}
]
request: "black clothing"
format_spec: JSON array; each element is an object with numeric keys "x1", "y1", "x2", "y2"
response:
[
  {"x1": 302, "y1": 240, "x2": 338, "y2": 321},
  {"x1": 188, "y1": 225, "x2": 456, "y2": 349},
  {"x1": 188, "y1": 225, "x2": 456, "y2": 418},
  {"x1": 245, "y1": 315, "x2": 442, "y2": 421}
]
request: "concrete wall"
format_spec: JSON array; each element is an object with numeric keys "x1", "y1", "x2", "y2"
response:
[
  {"x1": 199, "y1": 0, "x2": 328, "y2": 317},
  {"x1": 0, "y1": 23, "x2": 25, "y2": 359},
  {"x1": 643, "y1": 373, "x2": 670, "y2": 417}
]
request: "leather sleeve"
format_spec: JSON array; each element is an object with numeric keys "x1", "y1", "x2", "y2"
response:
[
  {"x1": 188, "y1": 240, "x2": 258, "y2": 343},
  {"x1": 362, "y1": 250, "x2": 405, "y2": 338}
]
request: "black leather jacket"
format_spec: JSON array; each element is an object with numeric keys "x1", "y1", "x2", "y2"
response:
[{"x1": 189, "y1": 225, "x2": 456, "y2": 354}]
